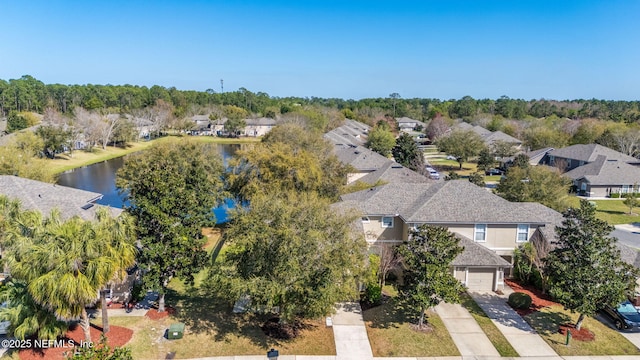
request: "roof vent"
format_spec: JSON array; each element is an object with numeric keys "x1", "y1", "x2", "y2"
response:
[{"x1": 81, "y1": 203, "x2": 95, "y2": 210}]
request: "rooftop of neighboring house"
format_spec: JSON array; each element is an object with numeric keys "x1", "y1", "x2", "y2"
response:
[
  {"x1": 548, "y1": 144, "x2": 639, "y2": 164},
  {"x1": 0, "y1": 175, "x2": 122, "y2": 221},
  {"x1": 564, "y1": 155, "x2": 640, "y2": 185},
  {"x1": 324, "y1": 119, "x2": 371, "y2": 147},
  {"x1": 245, "y1": 117, "x2": 276, "y2": 126},
  {"x1": 356, "y1": 161, "x2": 430, "y2": 185},
  {"x1": 396, "y1": 117, "x2": 427, "y2": 127},
  {"x1": 333, "y1": 144, "x2": 390, "y2": 171},
  {"x1": 453, "y1": 122, "x2": 522, "y2": 145},
  {"x1": 341, "y1": 180, "x2": 562, "y2": 225}
]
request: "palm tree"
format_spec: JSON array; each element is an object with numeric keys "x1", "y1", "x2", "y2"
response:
[
  {"x1": 0, "y1": 279, "x2": 68, "y2": 340},
  {"x1": 94, "y1": 209, "x2": 137, "y2": 333}
]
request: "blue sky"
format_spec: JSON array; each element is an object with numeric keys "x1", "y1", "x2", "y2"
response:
[{"x1": 1, "y1": 1, "x2": 638, "y2": 100}]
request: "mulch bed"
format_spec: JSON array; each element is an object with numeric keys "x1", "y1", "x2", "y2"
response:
[
  {"x1": 145, "y1": 306, "x2": 176, "y2": 320},
  {"x1": 505, "y1": 279, "x2": 596, "y2": 342},
  {"x1": 19, "y1": 323, "x2": 133, "y2": 360},
  {"x1": 504, "y1": 279, "x2": 558, "y2": 316},
  {"x1": 559, "y1": 323, "x2": 595, "y2": 342},
  {"x1": 261, "y1": 317, "x2": 311, "y2": 340}
]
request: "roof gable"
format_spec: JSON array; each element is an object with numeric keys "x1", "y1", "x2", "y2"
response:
[{"x1": 549, "y1": 144, "x2": 638, "y2": 163}]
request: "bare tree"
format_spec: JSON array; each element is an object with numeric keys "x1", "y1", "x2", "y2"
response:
[
  {"x1": 98, "y1": 113, "x2": 121, "y2": 149},
  {"x1": 378, "y1": 244, "x2": 401, "y2": 287},
  {"x1": 425, "y1": 114, "x2": 450, "y2": 142},
  {"x1": 74, "y1": 107, "x2": 102, "y2": 149}
]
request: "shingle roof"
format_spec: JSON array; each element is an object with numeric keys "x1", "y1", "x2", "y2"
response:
[
  {"x1": 564, "y1": 155, "x2": 640, "y2": 185},
  {"x1": 333, "y1": 144, "x2": 390, "y2": 171},
  {"x1": 484, "y1": 130, "x2": 523, "y2": 145},
  {"x1": 356, "y1": 162, "x2": 430, "y2": 185},
  {"x1": 324, "y1": 120, "x2": 370, "y2": 146},
  {"x1": 0, "y1": 175, "x2": 122, "y2": 220},
  {"x1": 246, "y1": 117, "x2": 276, "y2": 126},
  {"x1": 452, "y1": 234, "x2": 513, "y2": 267},
  {"x1": 341, "y1": 180, "x2": 559, "y2": 224},
  {"x1": 616, "y1": 242, "x2": 640, "y2": 269},
  {"x1": 396, "y1": 117, "x2": 426, "y2": 128},
  {"x1": 549, "y1": 144, "x2": 639, "y2": 164}
]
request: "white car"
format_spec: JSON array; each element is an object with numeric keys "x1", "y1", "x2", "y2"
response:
[{"x1": 0, "y1": 302, "x2": 9, "y2": 335}]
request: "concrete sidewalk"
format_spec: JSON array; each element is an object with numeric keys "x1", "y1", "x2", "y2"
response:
[
  {"x1": 469, "y1": 291, "x2": 559, "y2": 358},
  {"x1": 435, "y1": 302, "x2": 501, "y2": 357},
  {"x1": 331, "y1": 302, "x2": 373, "y2": 360}
]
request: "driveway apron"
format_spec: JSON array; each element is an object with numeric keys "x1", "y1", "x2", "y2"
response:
[
  {"x1": 470, "y1": 291, "x2": 559, "y2": 357},
  {"x1": 332, "y1": 302, "x2": 374, "y2": 360},
  {"x1": 434, "y1": 302, "x2": 501, "y2": 357}
]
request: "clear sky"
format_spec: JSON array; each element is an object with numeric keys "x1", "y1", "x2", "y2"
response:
[{"x1": 1, "y1": 0, "x2": 638, "y2": 100}]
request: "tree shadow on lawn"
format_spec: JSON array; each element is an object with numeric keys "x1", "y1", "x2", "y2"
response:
[
  {"x1": 524, "y1": 310, "x2": 572, "y2": 342},
  {"x1": 363, "y1": 297, "x2": 419, "y2": 330},
  {"x1": 165, "y1": 288, "x2": 271, "y2": 349},
  {"x1": 598, "y1": 209, "x2": 626, "y2": 215}
]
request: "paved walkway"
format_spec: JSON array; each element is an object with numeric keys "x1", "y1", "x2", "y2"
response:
[
  {"x1": 331, "y1": 302, "x2": 373, "y2": 360},
  {"x1": 469, "y1": 291, "x2": 559, "y2": 357},
  {"x1": 435, "y1": 302, "x2": 501, "y2": 357}
]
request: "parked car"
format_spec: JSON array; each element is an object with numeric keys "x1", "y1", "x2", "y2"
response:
[
  {"x1": 485, "y1": 168, "x2": 503, "y2": 176},
  {"x1": 446, "y1": 155, "x2": 457, "y2": 160},
  {"x1": 428, "y1": 169, "x2": 440, "y2": 180},
  {"x1": 600, "y1": 301, "x2": 640, "y2": 330}
]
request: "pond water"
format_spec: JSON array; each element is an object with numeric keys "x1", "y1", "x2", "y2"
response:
[{"x1": 57, "y1": 143, "x2": 242, "y2": 223}]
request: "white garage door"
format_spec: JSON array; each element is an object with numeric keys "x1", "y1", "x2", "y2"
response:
[{"x1": 467, "y1": 268, "x2": 495, "y2": 291}]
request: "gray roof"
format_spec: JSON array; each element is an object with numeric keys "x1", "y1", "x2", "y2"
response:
[
  {"x1": 616, "y1": 242, "x2": 640, "y2": 269},
  {"x1": 0, "y1": 175, "x2": 122, "y2": 220},
  {"x1": 324, "y1": 120, "x2": 371, "y2": 146},
  {"x1": 191, "y1": 114, "x2": 210, "y2": 122},
  {"x1": 452, "y1": 122, "x2": 522, "y2": 145},
  {"x1": 452, "y1": 234, "x2": 513, "y2": 267},
  {"x1": 356, "y1": 162, "x2": 430, "y2": 185},
  {"x1": 484, "y1": 130, "x2": 523, "y2": 145},
  {"x1": 341, "y1": 180, "x2": 560, "y2": 224},
  {"x1": 333, "y1": 144, "x2": 390, "y2": 171},
  {"x1": 246, "y1": 117, "x2": 276, "y2": 126},
  {"x1": 396, "y1": 117, "x2": 426, "y2": 127},
  {"x1": 564, "y1": 155, "x2": 640, "y2": 185},
  {"x1": 549, "y1": 144, "x2": 639, "y2": 164}
]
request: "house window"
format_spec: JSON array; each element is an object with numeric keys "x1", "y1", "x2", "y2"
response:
[
  {"x1": 474, "y1": 224, "x2": 487, "y2": 242},
  {"x1": 516, "y1": 224, "x2": 529, "y2": 242},
  {"x1": 381, "y1": 217, "x2": 394, "y2": 228},
  {"x1": 548, "y1": 155, "x2": 555, "y2": 165},
  {"x1": 361, "y1": 216, "x2": 370, "y2": 223},
  {"x1": 622, "y1": 185, "x2": 632, "y2": 193}
]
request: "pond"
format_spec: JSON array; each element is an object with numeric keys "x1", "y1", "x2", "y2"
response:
[{"x1": 57, "y1": 143, "x2": 242, "y2": 223}]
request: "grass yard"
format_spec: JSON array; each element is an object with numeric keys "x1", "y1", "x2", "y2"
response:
[
  {"x1": 363, "y1": 297, "x2": 459, "y2": 357},
  {"x1": 567, "y1": 197, "x2": 640, "y2": 225},
  {"x1": 524, "y1": 305, "x2": 640, "y2": 356},
  {"x1": 96, "y1": 312, "x2": 333, "y2": 359},
  {"x1": 48, "y1": 135, "x2": 260, "y2": 174},
  {"x1": 459, "y1": 293, "x2": 518, "y2": 357}
]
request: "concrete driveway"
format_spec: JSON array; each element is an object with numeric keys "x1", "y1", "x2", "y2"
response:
[
  {"x1": 612, "y1": 224, "x2": 640, "y2": 249},
  {"x1": 434, "y1": 302, "x2": 500, "y2": 357},
  {"x1": 469, "y1": 291, "x2": 559, "y2": 357}
]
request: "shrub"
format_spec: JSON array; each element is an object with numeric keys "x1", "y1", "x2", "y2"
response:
[
  {"x1": 362, "y1": 283, "x2": 382, "y2": 305},
  {"x1": 611, "y1": 193, "x2": 621, "y2": 198},
  {"x1": 508, "y1": 292, "x2": 532, "y2": 309}
]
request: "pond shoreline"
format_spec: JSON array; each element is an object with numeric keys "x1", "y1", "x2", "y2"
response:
[{"x1": 50, "y1": 135, "x2": 259, "y2": 174}]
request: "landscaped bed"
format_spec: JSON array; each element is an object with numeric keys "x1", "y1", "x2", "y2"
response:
[
  {"x1": 363, "y1": 297, "x2": 459, "y2": 357},
  {"x1": 506, "y1": 280, "x2": 640, "y2": 356}
]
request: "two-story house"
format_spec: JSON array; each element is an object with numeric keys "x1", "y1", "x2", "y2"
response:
[
  {"x1": 543, "y1": 144, "x2": 640, "y2": 197},
  {"x1": 339, "y1": 180, "x2": 563, "y2": 291}
]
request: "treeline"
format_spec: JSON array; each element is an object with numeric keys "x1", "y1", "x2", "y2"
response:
[{"x1": 2, "y1": 75, "x2": 640, "y2": 123}]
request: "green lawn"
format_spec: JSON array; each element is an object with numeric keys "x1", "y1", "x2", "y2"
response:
[
  {"x1": 459, "y1": 293, "x2": 518, "y2": 357},
  {"x1": 363, "y1": 297, "x2": 459, "y2": 357},
  {"x1": 524, "y1": 305, "x2": 640, "y2": 356},
  {"x1": 48, "y1": 135, "x2": 260, "y2": 174},
  {"x1": 567, "y1": 197, "x2": 640, "y2": 225}
]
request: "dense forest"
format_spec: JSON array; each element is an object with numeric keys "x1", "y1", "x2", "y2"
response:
[{"x1": 1, "y1": 75, "x2": 640, "y2": 123}]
